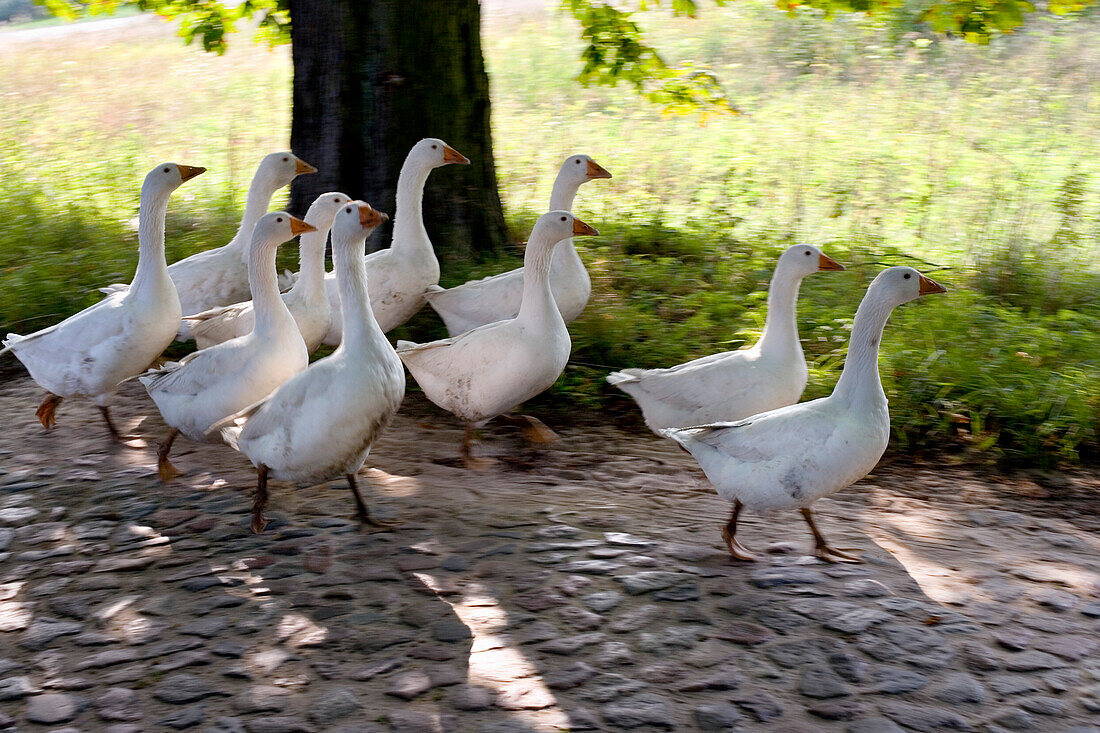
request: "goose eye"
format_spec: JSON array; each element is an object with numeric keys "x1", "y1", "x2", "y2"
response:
[
  {"x1": 277, "y1": 217, "x2": 283, "y2": 223},
  {"x1": 431, "y1": 144, "x2": 438, "y2": 150},
  {"x1": 904, "y1": 273, "x2": 911, "y2": 279},
  {"x1": 575, "y1": 159, "x2": 581, "y2": 164},
  {"x1": 346, "y1": 207, "x2": 352, "y2": 213},
  {"x1": 560, "y1": 216, "x2": 567, "y2": 222},
  {"x1": 283, "y1": 157, "x2": 289, "y2": 162},
  {"x1": 163, "y1": 167, "x2": 170, "y2": 173},
  {"x1": 804, "y1": 250, "x2": 811, "y2": 256}
]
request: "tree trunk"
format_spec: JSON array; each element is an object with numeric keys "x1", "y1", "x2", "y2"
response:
[{"x1": 287, "y1": 0, "x2": 510, "y2": 265}]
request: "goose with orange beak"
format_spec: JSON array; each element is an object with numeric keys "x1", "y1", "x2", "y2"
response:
[
  {"x1": 319, "y1": 138, "x2": 471, "y2": 344},
  {"x1": 140, "y1": 212, "x2": 315, "y2": 481},
  {"x1": 99, "y1": 152, "x2": 317, "y2": 337},
  {"x1": 662, "y1": 266, "x2": 947, "y2": 563},
  {"x1": 426, "y1": 154, "x2": 612, "y2": 336},
  {"x1": 1, "y1": 162, "x2": 204, "y2": 447},
  {"x1": 609, "y1": 244, "x2": 846, "y2": 433},
  {"x1": 212, "y1": 202, "x2": 401, "y2": 534},
  {"x1": 397, "y1": 211, "x2": 599, "y2": 467}
]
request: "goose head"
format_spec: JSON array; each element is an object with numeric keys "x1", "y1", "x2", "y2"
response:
[
  {"x1": 779, "y1": 244, "x2": 845, "y2": 279},
  {"x1": 304, "y1": 192, "x2": 352, "y2": 232},
  {"x1": 251, "y1": 211, "x2": 317, "y2": 252},
  {"x1": 410, "y1": 138, "x2": 470, "y2": 170},
  {"x1": 869, "y1": 266, "x2": 947, "y2": 307},
  {"x1": 333, "y1": 200, "x2": 389, "y2": 245},
  {"x1": 257, "y1": 152, "x2": 317, "y2": 191},
  {"x1": 529, "y1": 210, "x2": 599, "y2": 253},
  {"x1": 560, "y1": 154, "x2": 612, "y2": 186},
  {"x1": 142, "y1": 162, "x2": 205, "y2": 198}
]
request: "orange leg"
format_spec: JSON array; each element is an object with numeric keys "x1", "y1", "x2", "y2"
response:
[{"x1": 35, "y1": 393, "x2": 63, "y2": 429}]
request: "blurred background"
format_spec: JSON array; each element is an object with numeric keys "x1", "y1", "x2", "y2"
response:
[{"x1": 0, "y1": 0, "x2": 1097, "y2": 466}]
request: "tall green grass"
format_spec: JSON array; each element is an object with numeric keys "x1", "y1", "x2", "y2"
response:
[{"x1": 1, "y1": 4, "x2": 1098, "y2": 464}]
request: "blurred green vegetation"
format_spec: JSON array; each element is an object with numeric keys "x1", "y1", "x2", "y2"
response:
[{"x1": 1, "y1": 2, "x2": 1098, "y2": 465}]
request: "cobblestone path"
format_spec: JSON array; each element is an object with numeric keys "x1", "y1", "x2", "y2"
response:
[{"x1": 0, "y1": 377, "x2": 1098, "y2": 732}]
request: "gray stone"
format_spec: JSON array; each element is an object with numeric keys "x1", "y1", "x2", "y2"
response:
[
  {"x1": 0, "y1": 676, "x2": 38, "y2": 700},
  {"x1": 608, "y1": 604, "x2": 661, "y2": 633},
  {"x1": 558, "y1": 605, "x2": 603, "y2": 631},
  {"x1": 932, "y1": 673, "x2": 986, "y2": 704},
  {"x1": 232, "y1": 686, "x2": 288, "y2": 713},
  {"x1": 158, "y1": 703, "x2": 206, "y2": 729},
  {"x1": 808, "y1": 700, "x2": 866, "y2": 721},
  {"x1": 1018, "y1": 696, "x2": 1065, "y2": 716},
  {"x1": 869, "y1": 666, "x2": 929, "y2": 694},
  {"x1": 800, "y1": 663, "x2": 850, "y2": 699},
  {"x1": 602, "y1": 693, "x2": 675, "y2": 728},
  {"x1": 25, "y1": 693, "x2": 86, "y2": 724},
  {"x1": 242, "y1": 717, "x2": 314, "y2": 733},
  {"x1": 847, "y1": 718, "x2": 906, "y2": 733},
  {"x1": 694, "y1": 702, "x2": 743, "y2": 731},
  {"x1": 614, "y1": 571, "x2": 692, "y2": 595},
  {"x1": 825, "y1": 608, "x2": 893, "y2": 634},
  {"x1": 387, "y1": 710, "x2": 456, "y2": 733},
  {"x1": 307, "y1": 688, "x2": 360, "y2": 725},
  {"x1": 350, "y1": 657, "x2": 403, "y2": 681},
  {"x1": 989, "y1": 675, "x2": 1040, "y2": 696},
  {"x1": 828, "y1": 651, "x2": 869, "y2": 683},
  {"x1": 750, "y1": 566, "x2": 824, "y2": 587},
  {"x1": 95, "y1": 687, "x2": 143, "y2": 721},
  {"x1": 991, "y1": 709, "x2": 1036, "y2": 730},
  {"x1": 449, "y1": 684, "x2": 491, "y2": 711},
  {"x1": 730, "y1": 691, "x2": 784, "y2": 722},
  {"x1": 1004, "y1": 650, "x2": 1066, "y2": 672},
  {"x1": 546, "y1": 662, "x2": 596, "y2": 690},
  {"x1": 581, "y1": 591, "x2": 623, "y2": 613},
  {"x1": 74, "y1": 648, "x2": 141, "y2": 671},
  {"x1": 431, "y1": 619, "x2": 471, "y2": 642},
  {"x1": 879, "y1": 701, "x2": 971, "y2": 731},
  {"x1": 153, "y1": 674, "x2": 223, "y2": 704},
  {"x1": 386, "y1": 671, "x2": 431, "y2": 700},
  {"x1": 539, "y1": 632, "x2": 604, "y2": 654},
  {"x1": 593, "y1": 641, "x2": 634, "y2": 667},
  {"x1": 19, "y1": 620, "x2": 83, "y2": 650},
  {"x1": 180, "y1": 616, "x2": 230, "y2": 638}
]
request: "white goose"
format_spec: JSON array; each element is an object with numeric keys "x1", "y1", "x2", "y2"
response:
[
  {"x1": 140, "y1": 212, "x2": 315, "y2": 481},
  {"x1": 212, "y1": 202, "x2": 402, "y2": 534},
  {"x1": 608, "y1": 245, "x2": 845, "y2": 433},
  {"x1": 182, "y1": 191, "x2": 350, "y2": 352},
  {"x1": 321, "y1": 138, "x2": 470, "y2": 344},
  {"x1": 101, "y1": 152, "x2": 315, "y2": 334},
  {"x1": 396, "y1": 211, "x2": 599, "y2": 466},
  {"x1": 1, "y1": 162, "x2": 204, "y2": 445},
  {"x1": 425, "y1": 154, "x2": 611, "y2": 336},
  {"x1": 662, "y1": 267, "x2": 947, "y2": 563}
]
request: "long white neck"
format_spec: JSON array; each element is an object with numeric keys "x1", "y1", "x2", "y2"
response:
[
  {"x1": 517, "y1": 231, "x2": 563, "y2": 326},
  {"x1": 756, "y1": 262, "x2": 804, "y2": 358},
  {"x1": 249, "y1": 238, "x2": 294, "y2": 336},
  {"x1": 333, "y1": 229, "x2": 388, "y2": 357},
  {"x1": 392, "y1": 155, "x2": 433, "y2": 260},
  {"x1": 832, "y1": 292, "x2": 893, "y2": 409},
  {"x1": 128, "y1": 184, "x2": 173, "y2": 299},
  {"x1": 289, "y1": 223, "x2": 329, "y2": 303},
  {"x1": 228, "y1": 175, "x2": 279, "y2": 256},
  {"x1": 548, "y1": 175, "x2": 585, "y2": 276}
]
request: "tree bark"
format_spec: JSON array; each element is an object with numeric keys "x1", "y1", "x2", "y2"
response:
[{"x1": 287, "y1": 0, "x2": 510, "y2": 264}]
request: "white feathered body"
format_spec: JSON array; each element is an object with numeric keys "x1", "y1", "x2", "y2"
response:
[
  {"x1": 397, "y1": 314, "x2": 570, "y2": 425},
  {"x1": 663, "y1": 393, "x2": 889, "y2": 512},
  {"x1": 4, "y1": 279, "x2": 181, "y2": 406},
  {"x1": 322, "y1": 245, "x2": 438, "y2": 342},
  {"x1": 185, "y1": 276, "x2": 331, "y2": 352},
  {"x1": 141, "y1": 326, "x2": 308, "y2": 441},
  {"x1": 425, "y1": 241, "x2": 591, "y2": 337},
  {"x1": 220, "y1": 345, "x2": 405, "y2": 483},
  {"x1": 608, "y1": 343, "x2": 806, "y2": 433}
]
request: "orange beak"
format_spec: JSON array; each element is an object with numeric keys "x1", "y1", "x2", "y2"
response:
[
  {"x1": 289, "y1": 216, "x2": 317, "y2": 235},
  {"x1": 818, "y1": 253, "x2": 845, "y2": 271},
  {"x1": 442, "y1": 145, "x2": 471, "y2": 165},
  {"x1": 918, "y1": 274, "x2": 947, "y2": 295},
  {"x1": 176, "y1": 164, "x2": 206, "y2": 182},
  {"x1": 572, "y1": 217, "x2": 599, "y2": 236},
  {"x1": 295, "y1": 158, "x2": 318, "y2": 175},
  {"x1": 358, "y1": 204, "x2": 389, "y2": 228},
  {"x1": 586, "y1": 159, "x2": 612, "y2": 179}
]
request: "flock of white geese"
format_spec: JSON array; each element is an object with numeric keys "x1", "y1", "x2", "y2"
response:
[{"x1": 1, "y1": 139, "x2": 946, "y2": 560}]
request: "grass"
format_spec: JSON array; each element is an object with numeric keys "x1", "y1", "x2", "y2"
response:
[{"x1": 0, "y1": 4, "x2": 1098, "y2": 465}]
